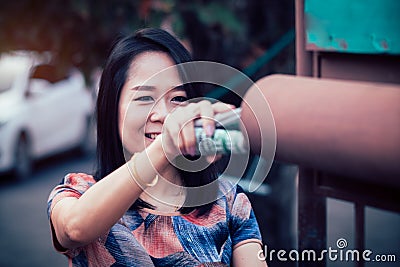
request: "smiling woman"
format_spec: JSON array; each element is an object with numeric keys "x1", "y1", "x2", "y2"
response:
[
  {"x1": 118, "y1": 52, "x2": 189, "y2": 155},
  {"x1": 46, "y1": 28, "x2": 267, "y2": 267}
]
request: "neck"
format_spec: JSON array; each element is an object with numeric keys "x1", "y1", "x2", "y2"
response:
[
  {"x1": 154, "y1": 165, "x2": 182, "y2": 194},
  {"x1": 160, "y1": 164, "x2": 181, "y2": 184},
  {"x1": 139, "y1": 164, "x2": 186, "y2": 212}
]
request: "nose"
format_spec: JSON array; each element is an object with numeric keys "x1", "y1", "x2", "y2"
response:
[{"x1": 149, "y1": 99, "x2": 169, "y2": 123}]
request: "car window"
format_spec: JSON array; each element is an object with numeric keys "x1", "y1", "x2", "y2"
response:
[{"x1": 31, "y1": 64, "x2": 68, "y2": 84}]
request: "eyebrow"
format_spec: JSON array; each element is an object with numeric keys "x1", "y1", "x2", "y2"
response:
[
  {"x1": 130, "y1": 85, "x2": 155, "y2": 91},
  {"x1": 171, "y1": 85, "x2": 185, "y2": 91},
  {"x1": 130, "y1": 85, "x2": 185, "y2": 92}
]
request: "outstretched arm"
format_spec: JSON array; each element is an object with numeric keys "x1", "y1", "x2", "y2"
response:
[{"x1": 233, "y1": 242, "x2": 268, "y2": 267}]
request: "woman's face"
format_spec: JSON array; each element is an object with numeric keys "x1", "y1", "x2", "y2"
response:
[{"x1": 118, "y1": 51, "x2": 188, "y2": 154}]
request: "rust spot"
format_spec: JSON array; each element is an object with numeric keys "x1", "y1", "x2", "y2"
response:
[
  {"x1": 339, "y1": 39, "x2": 348, "y2": 50},
  {"x1": 306, "y1": 43, "x2": 321, "y2": 50},
  {"x1": 381, "y1": 40, "x2": 389, "y2": 50}
]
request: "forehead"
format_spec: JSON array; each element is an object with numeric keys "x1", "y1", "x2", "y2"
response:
[{"x1": 126, "y1": 51, "x2": 181, "y2": 87}]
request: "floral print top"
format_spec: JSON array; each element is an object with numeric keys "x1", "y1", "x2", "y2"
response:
[{"x1": 47, "y1": 173, "x2": 262, "y2": 266}]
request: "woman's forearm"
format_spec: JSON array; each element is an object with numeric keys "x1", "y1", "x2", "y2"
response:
[{"x1": 51, "y1": 138, "x2": 168, "y2": 249}]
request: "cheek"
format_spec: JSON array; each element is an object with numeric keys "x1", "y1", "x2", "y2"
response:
[
  {"x1": 119, "y1": 111, "x2": 140, "y2": 154},
  {"x1": 119, "y1": 105, "x2": 149, "y2": 139},
  {"x1": 120, "y1": 110, "x2": 136, "y2": 136},
  {"x1": 118, "y1": 102, "x2": 139, "y2": 146}
]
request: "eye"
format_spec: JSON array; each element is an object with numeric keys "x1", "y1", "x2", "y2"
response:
[
  {"x1": 171, "y1": 96, "x2": 188, "y2": 103},
  {"x1": 134, "y1": 96, "x2": 154, "y2": 102}
]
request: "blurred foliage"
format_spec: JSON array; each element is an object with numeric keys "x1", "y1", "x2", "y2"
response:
[{"x1": 0, "y1": 0, "x2": 294, "y2": 89}]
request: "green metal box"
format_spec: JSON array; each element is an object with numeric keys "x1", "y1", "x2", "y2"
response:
[{"x1": 305, "y1": 0, "x2": 400, "y2": 54}]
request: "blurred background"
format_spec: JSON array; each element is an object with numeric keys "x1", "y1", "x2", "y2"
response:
[
  {"x1": 0, "y1": 1, "x2": 297, "y2": 266},
  {"x1": 1, "y1": 1, "x2": 398, "y2": 267}
]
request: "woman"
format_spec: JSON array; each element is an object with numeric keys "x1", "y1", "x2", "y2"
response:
[{"x1": 47, "y1": 28, "x2": 267, "y2": 266}]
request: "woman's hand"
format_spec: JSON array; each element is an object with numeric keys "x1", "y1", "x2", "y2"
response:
[{"x1": 158, "y1": 100, "x2": 234, "y2": 161}]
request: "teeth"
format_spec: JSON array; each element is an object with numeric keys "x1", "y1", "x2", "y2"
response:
[{"x1": 147, "y1": 133, "x2": 159, "y2": 140}]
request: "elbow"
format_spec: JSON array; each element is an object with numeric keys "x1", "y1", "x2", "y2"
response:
[
  {"x1": 59, "y1": 217, "x2": 90, "y2": 249},
  {"x1": 50, "y1": 198, "x2": 94, "y2": 249}
]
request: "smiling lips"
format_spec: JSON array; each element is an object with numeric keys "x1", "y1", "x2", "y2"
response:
[{"x1": 145, "y1": 133, "x2": 160, "y2": 140}]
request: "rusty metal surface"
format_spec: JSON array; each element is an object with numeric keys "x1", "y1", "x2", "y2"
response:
[
  {"x1": 289, "y1": 3, "x2": 400, "y2": 267},
  {"x1": 295, "y1": 0, "x2": 313, "y2": 76},
  {"x1": 304, "y1": 0, "x2": 400, "y2": 54},
  {"x1": 319, "y1": 53, "x2": 400, "y2": 84},
  {"x1": 241, "y1": 74, "x2": 400, "y2": 186}
]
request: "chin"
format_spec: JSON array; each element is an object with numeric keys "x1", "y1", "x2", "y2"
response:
[{"x1": 145, "y1": 137, "x2": 155, "y2": 147}]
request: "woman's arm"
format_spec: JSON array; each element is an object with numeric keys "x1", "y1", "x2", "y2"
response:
[
  {"x1": 232, "y1": 242, "x2": 268, "y2": 267},
  {"x1": 50, "y1": 101, "x2": 232, "y2": 250},
  {"x1": 50, "y1": 138, "x2": 168, "y2": 249}
]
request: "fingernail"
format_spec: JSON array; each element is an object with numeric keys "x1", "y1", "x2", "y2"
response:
[{"x1": 190, "y1": 146, "x2": 196, "y2": 156}]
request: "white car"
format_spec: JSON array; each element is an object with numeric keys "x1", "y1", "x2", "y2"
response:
[{"x1": 0, "y1": 51, "x2": 95, "y2": 180}]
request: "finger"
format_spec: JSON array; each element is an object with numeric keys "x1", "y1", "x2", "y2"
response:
[
  {"x1": 205, "y1": 154, "x2": 222, "y2": 163},
  {"x1": 176, "y1": 103, "x2": 201, "y2": 123},
  {"x1": 211, "y1": 102, "x2": 236, "y2": 113},
  {"x1": 179, "y1": 120, "x2": 196, "y2": 156},
  {"x1": 197, "y1": 100, "x2": 215, "y2": 137},
  {"x1": 211, "y1": 103, "x2": 240, "y2": 130},
  {"x1": 171, "y1": 105, "x2": 197, "y2": 155},
  {"x1": 164, "y1": 120, "x2": 182, "y2": 154}
]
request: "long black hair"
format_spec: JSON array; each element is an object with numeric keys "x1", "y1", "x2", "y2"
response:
[{"x1": 95, "y1": 28, "x2": 221, "y2": 214}]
